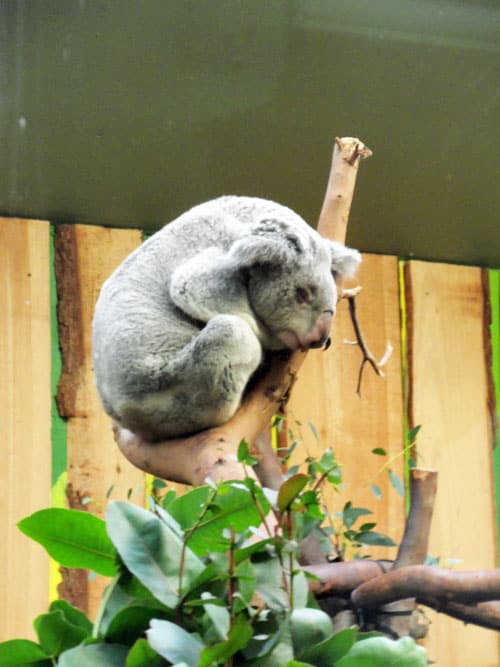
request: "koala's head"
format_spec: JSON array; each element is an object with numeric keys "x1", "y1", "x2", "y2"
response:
[{"x1": 229, "y1": 215, "x2": 361, "y2": 351}]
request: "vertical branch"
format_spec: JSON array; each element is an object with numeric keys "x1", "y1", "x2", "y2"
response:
[{"x1": 377, "y1": 468, "x2": 438, "y2": 637}]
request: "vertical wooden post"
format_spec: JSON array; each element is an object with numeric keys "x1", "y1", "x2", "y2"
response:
[
  {"x1": 0, "y1": 219, "x2": 52, "y2": 640},
  {"x1": 54, "y1": 224, "x2": 145, "y2": 618},
  {"x1": 406, "y1": 261, "x2": 499, "y2": 667}
]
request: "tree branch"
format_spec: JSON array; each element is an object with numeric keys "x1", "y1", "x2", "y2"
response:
[
  {"x1": 378, "y1": 468, "x2": 437, "y2": 637},
  {"x1": 343, "y1": 288, "x2": 393, "y2": 395}
]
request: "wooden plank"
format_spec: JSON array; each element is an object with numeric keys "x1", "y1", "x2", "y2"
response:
[
  {"x1": 0, "y1": 218, "x2": 52, "y2": 640},
  {"x1": 54, "y1": 224, "x2": 145, "y2": 618},
  {"x1": 407, "y1": 260, "x2": 499, "y2": 666},
  {"x1": 288, "y1": 254, "x2": 405, "y2": 560}
]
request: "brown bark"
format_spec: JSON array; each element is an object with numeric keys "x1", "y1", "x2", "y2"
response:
[{"x1": 380, "y1": 468, "x2": 438, "y2": 636}]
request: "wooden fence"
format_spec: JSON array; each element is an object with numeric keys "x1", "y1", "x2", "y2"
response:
[{"x1": 1, "y1": 218, "x2": 498, "y2": 666}]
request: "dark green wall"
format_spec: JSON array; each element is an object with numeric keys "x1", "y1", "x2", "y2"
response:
[{"x1": 1, "y1": 0, "x2": 499, "y2": 267}]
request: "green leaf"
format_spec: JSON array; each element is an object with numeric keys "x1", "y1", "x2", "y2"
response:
[
  {"x1": 106, "y1": 502, "x2": 205, "y2": 609},
  {"x1": 313, "y1": 449, "x2": 342, "y2": 485},
  {"x1": 48, "y1": 600, "x2": 92, "y2": 635},
  {"x1": 58, "y1": 643, "x2": 129, "y2": 666},
  {"x1": 168, "y1": 482, "x2": 270, "y2": 556},
  {"x1": 34, "y1": 609, "x2": 89, "y2": 657},
  {"x1": 388, "y1": 469, "x2": 405, "y2": 497},
  {"x1": 371, "y1": 448, "x2": 387, "y2": 456},
  {"x1": 253, "y1": 557, "x2": 288, "y2": 611},
  {"x1": 237, "y1": 438, "x2": 258, "y2": 466},
  {"x1": 300, "y1": 627, "x2": 357, "y2": 666},
  {"x1": 356, "y1": 531, "x2": 396, "y2": 547},
  {"x1": 198, "y1": 614, "x2": 253, "y2": 666},
  {"x1": 202, "y1": 596, "x2": 230, "y2": 640},
  {"x1": 407, "y1": 425, "x2": 422, "y2": 443},
  {"x1": 277, "y1": 474, "x2": 309, "y2": 512},
  {"x1": 371, "y1": 484, "x2": 382, "y2": 499},
  {"x1": 18, "y1": 508, "x2": 118, "y2": 576},
  {"x1": 342, "y1": 504, "x2": 372, "y2": 528},
  {"x1": 289, "y1": 608, "x2": 333, "y2": 656},
  {"x1": 105, "y1": 606, "x2": 171, "y2": 645},
  {"x1": 125, "y1": 638, "x2": 165, "y2": 667},
  {"x1": 0, "y1": 639, "x2": 51, "y2": 666},
  {"x1": 308, "y1": 422, "x2": 320, "y2": 442},
  {"x1": 146, "y1": 620, "x2": 203, "y2": 667},
  {"x1": 336, "y1": 636, "x2": 427, "y2": 667}
]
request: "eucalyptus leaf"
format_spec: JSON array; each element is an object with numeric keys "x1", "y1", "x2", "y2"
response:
[
  {"x1": 237, "y1": 438, "x2": 258, "y2": 466},
  {"x1": 0, "y1": 639, "x2": 51, "y2": 666},
  {"x1": 277, "y1": 474, "x2": 309, "y2": 512},
  {"x1": 202, "y1": 597, "x2": 230, "y2": 640},
  {"x1": 356, "y1": 531, "x2": 396, "y2": 547},
  {"x1": 125, "y1": 638, "x2": 166, "y2": 667},
  {"x1": 289, "y1": 608, "x2": 333, "y2": 655},
  {"x1": 388, "y1": 469, "x2": 405, "y2": 497},
  {"x1": 34, "y1": 609, "x2": 89, "y2": 657},
  {"x1": 58, "y1": 643, "x2": 129, "y2": 667},
  {"x1": 105, "y1": 606, "x2": 171, "y2": 645},
  {"x1": 253, "y1": 556, "x2": 289, "y2": 611},
  {"x1": 106, "y1": 502, "x2": 205, "y2": 608},
  {"x1": 198, "y1": 614, "x2": 252, "y2": 666},
  {"x1": 146, "y1": 620, "x2": 203, "y2": 667},
  {"x1": 48, "y1": 600, "x2": 92, "y2": 635},
  {"x1": 342, "y1": 505, "x2": 372, "y2": 529},
  {"x1": 244, "y1": 620, "x2": 294, "y2": 667},
  {"x1": 407, "y1": 425, "x2": 422, "y2": 443},
  {"x1": 168, "y1": 482, "x2": 269, "y2": 556},
  {"x1": 336, "y1": 636, "x2": 427, "y2": 667},
  {"x1": 299, "y1": 626, "x2": 357, "y2": 665},
  {"x1": 18, "y1": 508, "x2": 118, "y2": 576}
]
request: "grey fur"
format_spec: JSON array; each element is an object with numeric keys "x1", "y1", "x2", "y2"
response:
[{"x1": 92, "y1": 196, "x2": 360, "y2": 440}]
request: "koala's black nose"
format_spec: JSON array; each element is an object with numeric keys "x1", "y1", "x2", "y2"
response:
[{"x1": 308, "y1": 335, "x2": 331, "y2": 350}]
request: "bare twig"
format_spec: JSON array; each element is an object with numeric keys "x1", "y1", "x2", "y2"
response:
[{"x1": 343, "y1": 289, "x2": 393, "y2": 394}]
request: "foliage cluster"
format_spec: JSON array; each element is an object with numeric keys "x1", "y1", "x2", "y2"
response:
[{"x1": 0, "y1": 444, "x2": 426, "y2": 667}]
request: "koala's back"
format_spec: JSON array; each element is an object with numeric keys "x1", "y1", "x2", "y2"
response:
[{"x1": 92, "y1": 196, "x2": 310, "y2": 422}]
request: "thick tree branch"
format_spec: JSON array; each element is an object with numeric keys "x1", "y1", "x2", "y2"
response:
[
  {"x1": 351, "y1": 566, "x2": 500, "y2": 609},
  {"x1": 378, "y1": 468, "x2": 437, "y2": 636},
  {"x1": 115, "y1": 137, "x2": 371, "y2": 485}
]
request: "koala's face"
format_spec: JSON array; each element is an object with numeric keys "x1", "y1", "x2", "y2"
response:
[
  {"x1": 229, "y1": 210, "x2": 361, "y2": 351},
  {"x1": 246, "y1": 245, "x2": 338, "y2": 351}
]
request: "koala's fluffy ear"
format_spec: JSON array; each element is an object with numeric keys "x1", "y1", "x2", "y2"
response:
[
  {"x1": 229, "y1": 222, "x2": 305, "y2": 268},
  {"x1": 329, "y1": 241, "x2": 362, "y2": 278}
]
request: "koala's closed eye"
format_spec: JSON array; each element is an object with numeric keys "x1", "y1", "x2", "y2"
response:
[{"x1": 295, "y1": 285, "x2": 317, "y2": 304}]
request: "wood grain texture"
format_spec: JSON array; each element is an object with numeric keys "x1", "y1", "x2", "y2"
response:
[
  {"x1": 54, "y1": 224, "x2": 144, "y2": 617},
  {"x1": 406, "y1": 260, "x2": 499, "y2": 666},
  {"x1": 0, "y1": 218, "x2": 51, "y2": 640},
  {"x1": 288, "y1": 254, "x2": 405, "y2": 560}
]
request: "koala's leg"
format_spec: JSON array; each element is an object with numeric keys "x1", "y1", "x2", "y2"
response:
[{"x1": 124, "y1": 314, "x2": 263, "y2": 439}]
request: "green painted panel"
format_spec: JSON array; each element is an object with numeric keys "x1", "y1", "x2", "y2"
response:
[
  {"x1": 50, "y1": 226, "x2": 67, "y2": 490},
  {"x1": 0, "y1": 0, "x2": 499, "y2": 267}
]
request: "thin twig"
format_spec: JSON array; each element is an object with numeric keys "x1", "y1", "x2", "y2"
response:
[{"x1": 343, "y1": 288, "x2": 393, "y2": 395}]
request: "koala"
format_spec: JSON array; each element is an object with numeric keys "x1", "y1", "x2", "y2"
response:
[{"x1": 92, "y1": 196, "x2": 360, "y2": 441}]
